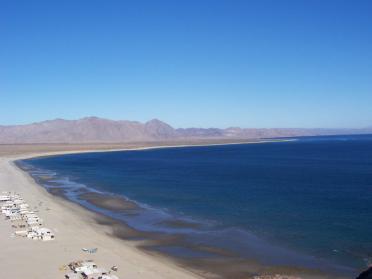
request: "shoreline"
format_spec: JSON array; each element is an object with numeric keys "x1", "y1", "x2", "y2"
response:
[
  {"x1": 5, "y1": 138, "x2": 296, "y2": 160},
  {"x1": 0, "y1": 146, "x2": 210, "y2": 279},
  {"x1": 0, "y1": 141, "x2": 351, "y2": 278}
]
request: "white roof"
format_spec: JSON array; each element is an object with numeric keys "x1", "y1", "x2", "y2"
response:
[
  {"x1": 37, "y1": 227, "x2": 52, "y2": 233},
  {"x1": 81, "y1": 261, "x2": 97, "y2": 267},
  {"x1": 27, "y1": 220, "x2": 40, "y2": 225}
]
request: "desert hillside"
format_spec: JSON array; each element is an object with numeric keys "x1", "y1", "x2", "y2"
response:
[{"x1": 0, "y1": 117, "x2": 370, "y2": 143}]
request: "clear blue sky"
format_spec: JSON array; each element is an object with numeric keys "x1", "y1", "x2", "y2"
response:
[{"x1": 1, "y1": 0, "x2": 371, "y2": 128}]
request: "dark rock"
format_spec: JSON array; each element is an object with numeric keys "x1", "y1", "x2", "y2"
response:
[{"x1": 356, "y1": 267, "x2": 372, "y2": 279}]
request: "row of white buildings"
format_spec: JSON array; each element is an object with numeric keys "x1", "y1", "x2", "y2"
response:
[
  {"x1": 1, "y1": 192, "x2": 120, "y2": 278},
  {"x1": 0, "y1": 192, "x2": 55, "y2": 241}
]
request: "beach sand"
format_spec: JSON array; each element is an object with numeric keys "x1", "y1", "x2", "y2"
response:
[{"x1": 0, "y1": 143, "x2": 349, "y2": 279}]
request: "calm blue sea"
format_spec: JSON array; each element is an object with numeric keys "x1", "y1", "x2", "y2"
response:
[{"x1": 21, "y1": 135, "x2": 372, "y2": 275}]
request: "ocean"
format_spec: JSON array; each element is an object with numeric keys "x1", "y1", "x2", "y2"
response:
[{"x1": 19, "y1": 135, "x2": 372, "y2": 276}]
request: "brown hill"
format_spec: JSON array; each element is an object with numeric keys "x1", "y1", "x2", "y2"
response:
[{"x1": 0, "y1": 117, "x2": 370, "y2": 144}]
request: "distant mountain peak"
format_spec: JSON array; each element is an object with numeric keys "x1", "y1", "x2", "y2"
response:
[
  {"x1": 145, "y1": 118, "x2": 175, "y2": 138},
  {"x1": 146, "y1": 118, "x2": 167, "y2": 125}
]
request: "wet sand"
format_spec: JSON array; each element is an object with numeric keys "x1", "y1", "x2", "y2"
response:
[
  {"x1": 157, "y1": 219, "x2": 202, "y2": 229},
  {"x1": 79, "y1": 192, "x2": 140, "y2": 212}
]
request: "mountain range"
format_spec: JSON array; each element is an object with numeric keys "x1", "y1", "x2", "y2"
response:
[{"x1": 0, "y1": 117, "x2": 371, "y2": 144}]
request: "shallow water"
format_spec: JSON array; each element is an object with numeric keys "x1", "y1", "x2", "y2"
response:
[{"x1": 20, "y1": 135, "x2": 372, "y2": 275}]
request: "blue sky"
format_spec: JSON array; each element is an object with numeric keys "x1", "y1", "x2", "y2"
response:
[{"x1": 1, "y1": 0, "x2": 371, "y2": 128}]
